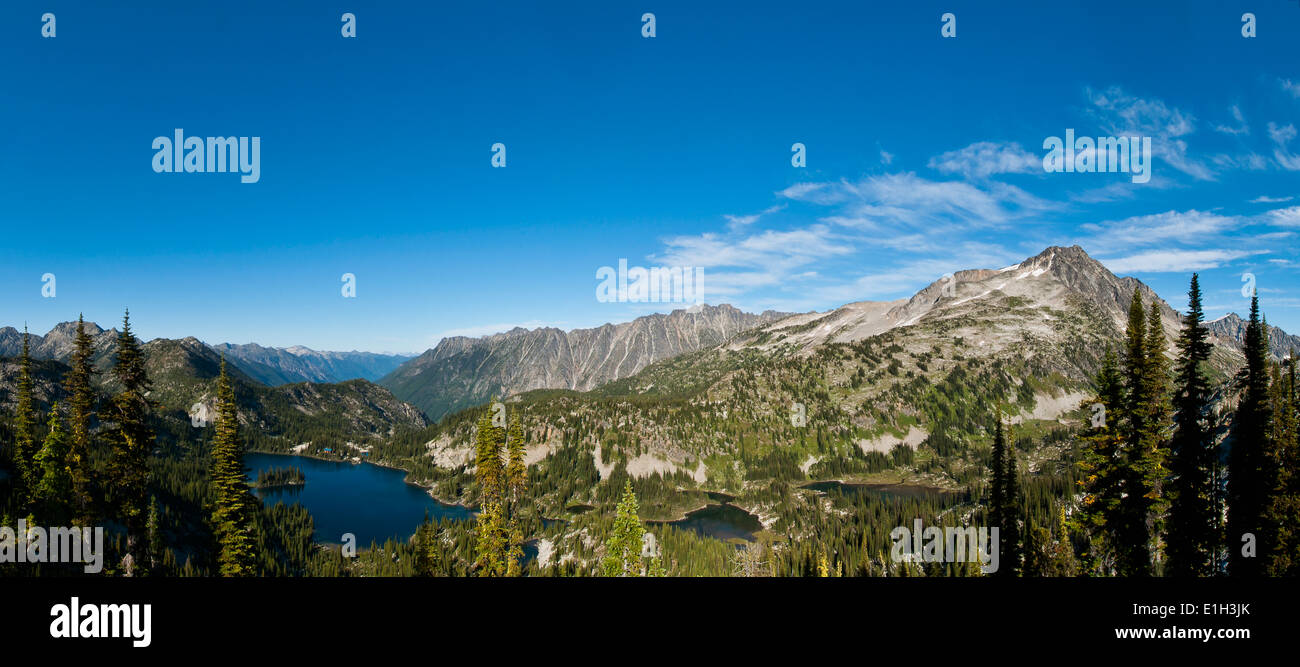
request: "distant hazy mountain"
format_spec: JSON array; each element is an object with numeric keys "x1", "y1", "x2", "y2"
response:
[
  {"x1": 208, "y1": 342, "x2": 414, "y2": 385},
  {"x1": 0, "y1": 323, "x2": 411, "y2": 387},
  {"x1": 1206, "y1": 312, "x2": 1300, "y2": 361},
  {"x1": 379, "y1": 304, "x2": 788, "y2": 421},
  {"x1": 0, "y1": 332, "x2": 427, "y2": 455}
]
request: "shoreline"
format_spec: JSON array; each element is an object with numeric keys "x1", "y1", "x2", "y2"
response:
[{"x1": 246, "y1": 448, "x2": 478, "y2": 512}]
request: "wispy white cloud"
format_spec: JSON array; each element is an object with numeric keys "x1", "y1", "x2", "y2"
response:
[
  {"x1": 1250, "y1": 195, "x2": 1295, "y2": 204},
  {"x1": 782, "y1": 172, "x2": 1055, "y2": 232},
  {"x1": 927, "y1": 141, "x2": 1040, "y2": 180},
  {"x1": 652, "y1": 224, "x2": 854, "y2": 296},
  {"x1": 1215, "y1": 105, "x2": 1250, "y2": 136},
  {"x1": 1268, "y1": 122, "x2": 1300, "y2": 170},
  {"x1": 1264, "y1": 205, "x2": 1300, "y2": 228},
  {"x1": 1086, "y1": 86, "x2": 1215, "y2": 181},
  {"x1": 1100, "y1": 249, "x2": 1254, "y2": 274},
  {"x1": 1080, "y1": 209, "x2": 1236, "y2": 253},
  {"x1": 724, "y1": 204, "x2": 784, "y2": 230},
  {"x1": 1282, "y1": 78, "x2": 1300, "y2": 99}
]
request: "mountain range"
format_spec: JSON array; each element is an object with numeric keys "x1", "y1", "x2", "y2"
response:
[
  {"x1": 377, "y1": 304, "x2": 788, "y2": 421},
  {"x1": 0, "y1": 325, "x2": 411, "y2": 385},
  {"x1": 391, "y1": 245, "x2": 1292, "y2": 518},
  {"x1": 1, "y1": 246, "x2": 1293, "y2": 480}
]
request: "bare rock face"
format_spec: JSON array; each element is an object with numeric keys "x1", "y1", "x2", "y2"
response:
[{"x1": 379, "y1": 304, "x2": 787, "y2": 421}]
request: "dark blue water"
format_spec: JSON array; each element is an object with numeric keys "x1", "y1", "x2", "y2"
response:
[
  {"x1": 246, "y1": 452, "x2": 475, "y2": 546},
  {"x1": 654, "y1": 504, "x2": 762, "y2": 543}
]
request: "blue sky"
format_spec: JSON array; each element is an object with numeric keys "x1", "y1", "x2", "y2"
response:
[{"x1": 2, "y1": 0, "x2": 1297, "y2": 353}]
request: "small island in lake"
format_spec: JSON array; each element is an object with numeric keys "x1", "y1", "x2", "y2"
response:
[{"x1": 254, "y1": 466, "x2": 306, "y2": 489}]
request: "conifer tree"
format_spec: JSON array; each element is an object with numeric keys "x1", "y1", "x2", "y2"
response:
[
  {"x1": 1264, "y1": 357, "x2": 1299, "y2": 575},
  {"x1": 1049, "y1": 505, "x2": 1077, "y2": 576},
  {"x1": 474, "y1": 408, "x2": 504, "y2": 502},
  {"x1": 413, "y1": 515, "x2": 442, "y2": 576},
  {"x1": 208, "y1": 358, "x2": 256, "y2": 576},
  {"x1": 1110, "y1": 291, "x2": 1171, "y2": 576},
  {"x1": 64, "y1": 315, "x2": 98, "y2": 525},
  {"x1": 105, "y1": 310, "x2": 155, "y2": 575},
  {"x1": 506, "y1": 415, "x2": 527, "y2": 502},
  {"x1": 146, "y1": 495, "x2": 163, "y2": 575},
  {"x1": 1228, "y1": 296, "x2": 1273, "y2": 577},
  {"x1": 1167, "y1": 274, "x2": 1216, "y2": 576},
  {"x1": 472, "y1": 407, "x2": 510, "y2": 576},
  {"x1": 1078, "y1": 347, "x2": 1126, "y2": 572},
  {"x1": 1133, "y1": 301, "x2": 1171, "y2": 570},
  {"x1": 472, "y1": 500, "x2": 508, "y2": 576},
  {"x1": 33, "y1": 403, "x2": 71, "y2": 523},
  {"x1": 12, "y1": 327, "x2": 37, "y2": 506},
  {"x1": 989, "y1": 417, "x2": 1022, "y2": 576},
  {"x1": 603, "y1": 480, "x2": 650, "y2": 576}
]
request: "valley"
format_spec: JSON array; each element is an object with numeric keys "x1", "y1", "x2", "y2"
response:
[{"x1": 1, "y1": 245, "x2": 1295, "y2": 577}]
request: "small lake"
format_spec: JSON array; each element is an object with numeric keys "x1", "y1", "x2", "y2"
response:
[
  {"x1": 653, "y1": 504, "x2": 762, "y2": 543},
  {"x1": 246, "y1": 452, "x2": 474, "y2": 547}
]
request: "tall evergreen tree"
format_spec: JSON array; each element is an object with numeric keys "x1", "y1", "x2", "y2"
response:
[
  {"x1": 602, "y1": 480, "x2": 664, "y2": 576},
  {"x1": 105, "y1": 310, "x2": 155, "y2": 576},
  {"x1": 506, "y1": 415, "x2": 527, "y2": 502},
  {"x1": 472, "y1": 407, "x2": 509, "y2": 576},
  {"x1": 503, "y1": 414, "x2": 528, "y2": 577},
  {"x1": 989, "y1": 417, "x2": 1022, "y2": 576},
  {"x1": 474, "y1": 407, "x2": 504, "y2": 502},
  {"x1": 64, "y1": 314, "x2": 98, "y2": 526},
  {"x1": 1227, "y1": 295, "x2": 1273, "y2": 576},
  {"x1": 1114, "y1": 290, "x2": 1150, "y2": 576},
  {"x1": 32, "y1": 403, "x2": 71, "y2": 523},
  {"x1": 413, "y1": 513, "x2": 442, "y2": 576},
  {"x1": 1110, "y1": 291, "x2": 1171, "y2": 576},
  {"x1": 146, "y1": 495, "x2": 164, "y2": 576},
  {"x1": 209, "y1": 358, "x2": 256, "y2": 576},
  {"x1": 1167, "y1": 274, "x2": 1216, "y2": 576},
  {"x1": 1264, "y1": 357, "x2": 1299, "y2": 575},
  {"x1": 12, "y1": 327, "x2": 37, "y2": 506},
  {"x1": 1078, "y1": 347, "x2": 1126, "y2": 573}
]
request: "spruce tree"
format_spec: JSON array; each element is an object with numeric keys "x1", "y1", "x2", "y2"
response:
[
  {"x1": 1264, "y1": 357, "x2": 1299, "y2": 575},
  {"x1": 1111, "y1": 291, "x2": 1171, "y2": 576},
  {"x1": 413, "y1": 514, "x2": 441, "y2": 576},
  {"x1": 989, "y1": 417, "x2": 1022, "y2": 576},
  {"x1": 105, "y1": 310, "x2": 155, "y2": 576},
  {"x1": 146, "y1": 495, "x2": 164, "y2": 575},
  {"x1": 1078, "y1": 347, "x2": 1126, "y2": 572},
  {"x1": 472, "y1": 407, "x2": 509, "y2": 576},
  {"x1": 1167, "y1": 274, "x2": 1216, "y2": 576},
  {"x1": 64, "y1": 314, "x2": 98, "y2": 526},
  {"x1": 603, "y1": 480, "x2": 649, "y2": 576},
  {"x1": 474, "y1": 407, "x2": 504, "y2": 502},
  {"x1": 33, "y1": 403, "x2": 71, "y2": 523},
  {"x1": 506, "y1": 415, "x2": 527, "y2": 502},
  {"x1": 13, "y1": 327, "x2": 37, "y2": 506},
  {"x1": 473, "y1": 500, "x2": 508, "y2": 576},
  {"x1": 209, "y1": 358, "x2": 256, "y2": 576},
  {"x1": 1134, "y1": 301, "x2": 1171, "y2": 569},
  {"x1": 1227, "y1": 296, "x2": 1273, "y2": 576},
  {"x1": 1115, "y1": 291, "x2": 1150, "y2": 576},
  {"x1": 503, "y1": 415, "x2": 528, "y2": 576}
]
